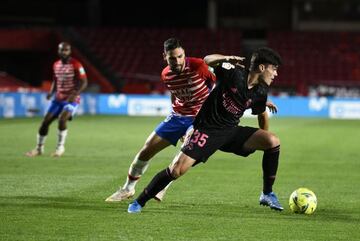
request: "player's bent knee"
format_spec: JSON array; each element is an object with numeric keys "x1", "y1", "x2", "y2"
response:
[
  {"x1": 268, "y1": 134, "x2": 280, "y2": 148},
  {"x1": 59, "y1": 114, "x2": 69, "y2": 122},
  {"x1": 58, "y1": 119, "x2": 67, "y2": 127},
  {"x1": 169, "y1": 161, "x2": 187, "y2": 179},
  {"x1": 170, "y1": 168, "x2": 181, "y2": 179},
  {"x1": 40, "y1": 121, "x2": 49, "y2": 128}
]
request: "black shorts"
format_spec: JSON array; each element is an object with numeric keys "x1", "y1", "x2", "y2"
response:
[{"x1": 181, "y1": 126, "x2": 258, "y2": 164}]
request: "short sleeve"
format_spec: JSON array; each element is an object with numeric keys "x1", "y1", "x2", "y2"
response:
[
  {"x1": 251, "y1": 96, "x2": 267, "y2": 115},
  {"x1": 214, "y1": 62, "x2": 235, "y2": 84},
  {"x1": 74, "y1": 61, "x2": 87, "y2": 79},
  {"x1": 198, "y1": 60, "x2": 216, "y2": 86}
]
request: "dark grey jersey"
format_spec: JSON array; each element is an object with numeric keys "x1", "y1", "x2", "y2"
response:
[{"x1": 193, "y1": 62, "x2": 268, "y2": 129}]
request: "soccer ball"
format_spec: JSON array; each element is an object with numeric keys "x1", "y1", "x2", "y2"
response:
[{"x1": 289, "y1": 188, "x2": 317, "y2": 214}]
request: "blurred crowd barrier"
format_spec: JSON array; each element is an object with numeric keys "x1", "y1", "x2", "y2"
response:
[{"x1": 1, "y1": 92, "x2": 360, "y2": 119}]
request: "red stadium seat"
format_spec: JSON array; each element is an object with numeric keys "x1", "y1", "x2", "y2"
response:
[
  {"x1": 75, "y1": 27, "x2": 242, "y2": 94},
  {"x1": 268, "y1": 31, "x2": 360, "y2": 93}
]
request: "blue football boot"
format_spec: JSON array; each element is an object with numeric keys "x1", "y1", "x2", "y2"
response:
[
  {"x1": 127, "y1": 200, "x2": 142, "y2": 213},
  {"x1": 259, "y1": 192, "x2": 284, "y2": 211}
]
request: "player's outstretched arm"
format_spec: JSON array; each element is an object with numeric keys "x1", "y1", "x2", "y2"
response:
[{"x1": 204, "y1": 54, "x2": 245, "y2": 68}]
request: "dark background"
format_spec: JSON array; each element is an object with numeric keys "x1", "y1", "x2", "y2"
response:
[
  {"x1": 2, "y1": 0, "x2": 359, "y2": 30},
  {"x1": 1, "y1": 0, "x2": 360, "y2": 95}
]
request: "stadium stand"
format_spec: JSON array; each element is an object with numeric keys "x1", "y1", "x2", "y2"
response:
[
  {"x1": 4, "y1": 27, "x2": 359, "y2": 96},
  {"x1": 0, "y1": 71, "x2": 33, "y2": 92},
  {"x1": 268, "y1": 31, "x2": 360, "y2": 96},
  {"x1": 75, "y1": 27, "x2": 242, "y2": 94},
  {"x1": 0, "y1": 28, "x2": 114, "y2": 93},
  {"x1": 74, "y1": 28, "x2": 360, "y2": 96}
]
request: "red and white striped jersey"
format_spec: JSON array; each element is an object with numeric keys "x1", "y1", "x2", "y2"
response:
[
  {"x1": 53, "y1": 57, "x2": 87, "y2": 103},
  {"x1": 161, "y1": 57, "x2": 216, "y2": 116}
]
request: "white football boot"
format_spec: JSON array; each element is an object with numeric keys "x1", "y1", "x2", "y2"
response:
[
  {"x1": 105, "y1": 188, "x2": 135, "y2": 202},
  {"x1": 52, "y1": 146, "x2": 65, "y2": 157},
  {"x1": 25, "y1": 146, "x2": 44, "y2": 157}
]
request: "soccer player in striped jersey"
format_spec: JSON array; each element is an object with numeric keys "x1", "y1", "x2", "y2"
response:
[
  {"x1": 26, "y1": 42, "x2": 87, "y2": 157},
  {"x1": 105, "y1": 38, "x2": 216, "y2": 202}
]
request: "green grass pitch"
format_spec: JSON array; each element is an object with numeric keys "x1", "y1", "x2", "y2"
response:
[{"x1": 0, "y1": 116, "x2": 359, "y2": 241}]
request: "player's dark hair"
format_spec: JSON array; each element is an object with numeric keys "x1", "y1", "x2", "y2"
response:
[
  {"x1": 164, "y1": 38, "x2": 183, "y2": 52},
  {"x1": 249, "y1": 47, "x2": 282, "y2": 71}
]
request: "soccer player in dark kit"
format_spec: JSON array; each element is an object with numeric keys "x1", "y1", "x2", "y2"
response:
[{"x1": 127, "y1": 47, "x2": 283, "y2": 213}]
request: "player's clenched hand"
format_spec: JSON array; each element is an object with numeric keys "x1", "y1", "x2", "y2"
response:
[
  {"x1": 227, "y1": 56, "x2": 245, "y2": 68},
  {"x1": 67, "y1": 95, "x2": 76, "y2": 103},
  {"x1": 266, "y1": 101, "x2": 278, "y2": 114},
  {"x1": 67, "y1": 90, "x2": 78, "y2": 102},
  {"x1": 180, "y1": 128, "x2": 194, "y2": 143}
]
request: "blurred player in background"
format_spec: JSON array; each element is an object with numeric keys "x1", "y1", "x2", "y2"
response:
[
  {"x1": 26, "y1": 42, "x2": 87, "y2": 157},
  {"x1": 128, "y1": 47, "x2": 283, "y2": 213},
  {"x1": 105, "y1": 38, "x2": 216, "y2": 202}
]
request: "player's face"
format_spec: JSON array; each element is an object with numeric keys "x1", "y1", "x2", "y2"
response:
[
  {"x1": 164, "y1": 47, "x2": 186, "y2": 73},
  {"x1": 260, "y1": 64, "x2": 278, "y2": 86},
  {"x1": 58, "y1": 45, "x2": 71, "y2": 60}
]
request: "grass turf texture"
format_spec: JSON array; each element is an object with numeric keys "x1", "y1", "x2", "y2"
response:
[{"x1": 0, "y1": 116, "x2": 359, "y2": 241}]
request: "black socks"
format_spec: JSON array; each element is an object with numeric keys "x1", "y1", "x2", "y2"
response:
[
  {"x1": 262, "y1": 145, "x2": 280, "y2": 194},
  {"x1": 137, "y1": 167, "x2": 175, "y2": 207}
]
